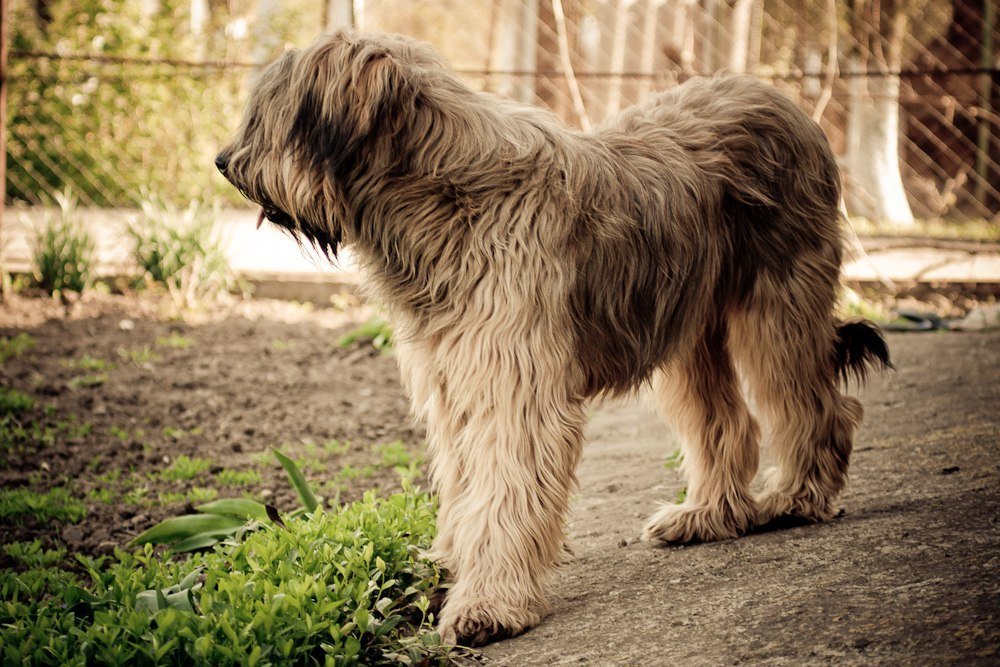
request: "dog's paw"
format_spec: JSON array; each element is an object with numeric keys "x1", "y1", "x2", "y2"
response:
[
  {"x1": 756, "y1": 491, "x2": 839, "y2": 525},
  {"x1": 642, "y1": 500, "x2": 755, "y2": 543},
  {"x1": 438, "y1": 598, "x2": 539, "y2": 647}
]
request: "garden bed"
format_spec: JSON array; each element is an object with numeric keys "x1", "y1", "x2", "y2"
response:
[{"x1": 0, "y1": 292, "x2": 423, "y2": 561}]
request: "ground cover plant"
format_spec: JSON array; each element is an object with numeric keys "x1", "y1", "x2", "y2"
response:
[
  {"x1": 0, "y1": 294, "x2": 452, "y2": 663},
  {"x1": 2, "y1": 491, "x2": 451, "y2": 665}
]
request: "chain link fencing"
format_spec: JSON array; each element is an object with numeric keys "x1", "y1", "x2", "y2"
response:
[{"x1": 5, "y1": 0, "x2": 998, "y2": 223}]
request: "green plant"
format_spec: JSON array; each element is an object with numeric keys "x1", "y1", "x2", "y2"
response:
[
  {"x1": 0, "y1": 334, "x2": 36, "y2": 365},
  {"x1": 31, "y1": 189, "x2": 97, "y2": 295},
  {"x1": 1, "y1": 490, "x2": 450, "y2": 665},
  {"x1": 664, "y1": 448, "x2": 683, "y2": 470},
  {"x1": 375, "y1": 440, "x2": 419, "y2": 469},
  {"x1": 186, "y1": 487, "x2": 218, "y2": 504},
  {"x1": 0, "y1": 486, "x2": 87, "y2": 525},
  {"x1": 0, "y1": 417, "x2": 46, "y2": 467},
  {"x1": 128, "y1": 197, "x2": 239, "y2": 306},
  {"x1": 338, "y1": 463, "x2": 377, "y2": 481},
  {"x1": 69, "y1": 373, "x2": 108, "y2": 388},
  {"x1": 3, "y1": 540, "x2": 68, "y2": 569},
  {"x1": 216, "y1": 469, "x2": 262, "y2": 487},
  {"x1": 117, "y1": 345, "x2": 159, "y2": 366},
  {"x1": 88, "y1": 488, "x2": 117, "y2": 504},
  {"x1": 337, "y1": 316, "x2": 394, "y2": 352},
  {"x1": 156, "y1": 332, "x2": 194, "y2": 349},
  {"x1": 62, "y1": 355, "x2": 114, "y2": 372},
  {"x1": 0, "y1": 388, "x2": 34, "y2": 416},
  {"x1": 157, "y1": 455, "x2": 211, "y2": 482}
]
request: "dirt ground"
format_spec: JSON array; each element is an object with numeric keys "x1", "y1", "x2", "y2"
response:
[
  {"x1": 482, "y1": 330, "x2": 999, "y2": 665},
  {"x1": 1, "y1": 294, "x2": 997, "y2": 664},
  {"x1": 0, "y1": 293, "x2": 420, "y2": 557}
]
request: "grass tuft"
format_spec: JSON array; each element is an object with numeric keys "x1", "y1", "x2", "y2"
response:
[
  {"x1": 0, "y1": 486, "x2": 87, "y2": 525},
  {"x1": 157, "y1": 455, "x2": 211, "y2": 482},
  {"x1": 0, "y1": 334, "x2": 36, "y2": 365},
  {"x1": 128, "y1": 196, "x2": 240, "y2": 307},
  {"x1": 32, "y1": 189, "x2": 97, "y2": 295}
]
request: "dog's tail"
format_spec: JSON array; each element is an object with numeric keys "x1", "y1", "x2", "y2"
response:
[{"x1": 833, "y1": 318, "x2": 893, "y2": 386}]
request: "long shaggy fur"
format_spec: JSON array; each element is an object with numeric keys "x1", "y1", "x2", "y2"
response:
[{"x1": 217, "y1": 31, "x2": 891, "y2": 646}]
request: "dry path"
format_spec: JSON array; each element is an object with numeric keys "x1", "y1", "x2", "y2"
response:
[{"x1": 482, "y1": 331, "x2": 999, "y2": 665}]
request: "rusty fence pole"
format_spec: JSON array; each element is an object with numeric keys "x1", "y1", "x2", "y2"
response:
[{"x1": 1, "y1": 0, "x2": 8, "y2": 229}]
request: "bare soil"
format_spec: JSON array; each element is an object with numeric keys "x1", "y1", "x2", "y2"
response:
[
  {"x1": 1, "y1": 293, "x2": 997, "y2": 664},
  {"x1": 0, "y1": 293, "x2": 421, "y2": 558}
]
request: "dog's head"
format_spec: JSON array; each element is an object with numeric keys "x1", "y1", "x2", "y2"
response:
[{"x1": 215, "y1": 32, "x2": 440, "y2": 257}]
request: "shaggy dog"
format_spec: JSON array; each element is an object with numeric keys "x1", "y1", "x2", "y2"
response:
[{"x1": 216, "y1": 31, "x2": 890, "y2": 646}]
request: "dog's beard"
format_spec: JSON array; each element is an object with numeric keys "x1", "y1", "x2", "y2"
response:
[{"x1": 254, "y1": 191, "x2": 342, "y2": 259}]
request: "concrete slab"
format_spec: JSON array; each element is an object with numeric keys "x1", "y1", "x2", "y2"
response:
[{"x1": 3, "y1": 207, "x2": 999, "y2": 291}]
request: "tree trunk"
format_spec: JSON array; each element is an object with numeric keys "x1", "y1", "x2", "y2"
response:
[
  {"x1": 728, "y1": 0, "x2": 755, "y2": 73},
  {"x1": 323, "y1": 0, "x2": 354, "y2": 31},
  {"x1": 846, "y1": 66, "x2": 915, "y2": 225},
  {"x1": 844, "y1": 0, "x2": 915, "y2": 226}
]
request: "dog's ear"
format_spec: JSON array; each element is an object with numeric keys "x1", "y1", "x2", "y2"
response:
[{"x1": 290, "y1": 34, "x2": 417, "y2": 177}]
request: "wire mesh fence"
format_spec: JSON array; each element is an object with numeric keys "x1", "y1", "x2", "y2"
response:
[{"x1": 5, "y1": 0, "x2": 999, "y2": 223}]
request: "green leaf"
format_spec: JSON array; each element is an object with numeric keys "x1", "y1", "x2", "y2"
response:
[
  {"x1": 136, "y1": 587, "x2": 197, "y2": 615},
  {"x1": 171, "y1": 531, "x2": 234, "y2": 553},
  {"x1": 132, "y1": 514, "x2": 246, "y2": 546},
  {"x1": 195, "y1": 499, "x2": 269, "y2": 522},
  {"x1": 272, "y1": 448, "x2": 319, "y2": 512}
]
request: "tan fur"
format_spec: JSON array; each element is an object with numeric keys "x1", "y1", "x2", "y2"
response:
[{"x1": 216, "y1": 31, "x2": 890, "y2": 646}]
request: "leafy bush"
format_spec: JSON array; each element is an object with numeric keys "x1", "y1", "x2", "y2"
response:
[
  {"x1": 127, "y1": 197, "x2": 239, "y2": 307},
  {"x1": 32, "y1": 190, "x2": 96, "y2": 295},
  {"x1": 0, "y1": 492, "x2": 451, "y2": 665}
]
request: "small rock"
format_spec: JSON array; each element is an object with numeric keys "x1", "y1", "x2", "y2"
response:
[
  {"x1": 618, "y1": 539, "x2": 628, "y2": 548},
  {"x1": 119, "y1": 318, "x2": 135, "y2": 331},
  {"x1": 260, "y1": 489, "x2": 273, "y2": 499}
]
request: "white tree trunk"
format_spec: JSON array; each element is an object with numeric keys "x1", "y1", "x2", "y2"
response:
[
  {"x1": 845, "y1": 65, "x2": 915, "y2": 226},
  {"x1": 324, "y1": 0, "x2": 354, "y2": 31},
  {"x1": 728, "y1": 0, "x2": 755, "y2": 73}
]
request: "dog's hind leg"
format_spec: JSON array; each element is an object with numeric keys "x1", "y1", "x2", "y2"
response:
[
  {"x1": 642, "y1": 321, "x2": 761, "y2": 543},
  {"x1": 728, "y1": 262, "x2": 864, "y2": 525}
]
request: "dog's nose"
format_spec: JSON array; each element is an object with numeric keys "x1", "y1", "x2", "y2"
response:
[{"x1": 214, "y1": 153, "x2": 229, "y2": 173}]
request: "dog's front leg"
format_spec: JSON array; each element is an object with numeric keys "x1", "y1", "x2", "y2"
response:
[{"x1": 434, "y1": 371, "x2": 585, "y2": 647}]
